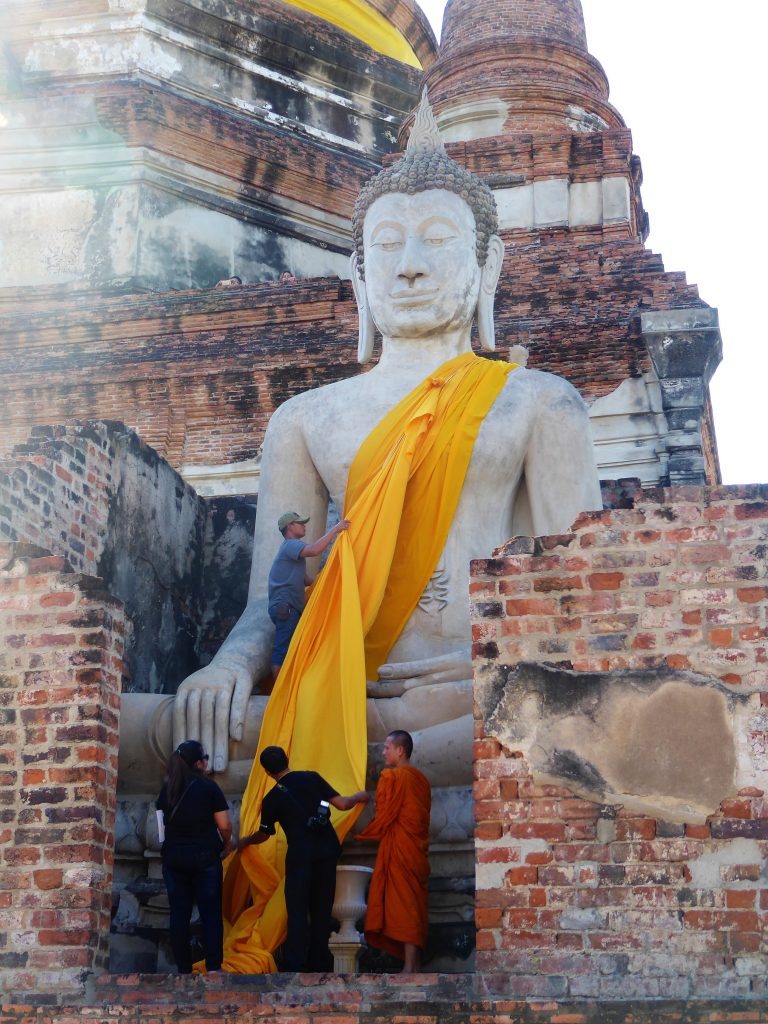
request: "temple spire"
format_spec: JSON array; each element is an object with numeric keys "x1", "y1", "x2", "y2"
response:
[
  {"x1": 440, "y1": 0, "x2": 588, "y2": 59},
  {"x1": 424, "y1": 0, "x2": 623, "y2": 138}
]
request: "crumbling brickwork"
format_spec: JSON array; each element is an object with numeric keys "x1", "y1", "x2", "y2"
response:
[
  {"x1": 0, "y1": 234, "x2": 704, "y2": 474},
  {"x1": 2, "y1": 973, "x2": 768, "y2": 1021},
  {"x1": 0, "y1": 422, "x2": 206, "y2": 693},
  {"x1": 470, "y1": 486, "x2": 768, "y2": 998},
  {"x1": 440, "y1": 0, "x2": 588, "y2": 55},
  {"x1": 0, "y1": 545, "x2": 124, "y2": 1002}
]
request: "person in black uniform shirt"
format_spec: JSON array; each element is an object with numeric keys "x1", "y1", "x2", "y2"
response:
[
  {"x1": 156, "y1": 739, "x2": 233, "y2": 973},
  {"x1": 240, "y1": 745, "x2": 368, "y2": 971}
]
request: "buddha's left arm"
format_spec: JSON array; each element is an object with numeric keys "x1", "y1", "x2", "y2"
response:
[{"x1": 519, "y1": 377, "x2": 603, "y2": 537}]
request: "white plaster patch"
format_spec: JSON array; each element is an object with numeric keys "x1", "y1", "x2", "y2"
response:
[
  {"x1": 495, "y1": 184, "x2": 534, "y2": 231},
  {"x1": 0, "y1": 190, "x2": 97, "y2": 286},
  {"x1": 437, "y1": 99, "x2": 509, "y2": 144},
  {"x1": 588, "y1": 374, "x2": 669, "y2": 487},
  {"x1": 687, "y1": 837, "x2": 763, "y2": 889},
  {"x1": 533, "y1": 178, "x2": 569, "y2": 227},
  {"x1": 603, "y1": 176, "x2": 631, "y2": 224},
  {"x1": 475, "y1": 860, "x2": 512, "y2": 889},
  {"x1": 569, "y1": 180, "x2": 602, "y2": 227},
  {"x1": 566, "y1": 105, "x2": 610, "y2": 133},
  {"x1": 181, "y1": 459, "x2": 262, "y2": 497},
  {"x1": 137, "y1": 33, "x2": 183, "y2": 80}
]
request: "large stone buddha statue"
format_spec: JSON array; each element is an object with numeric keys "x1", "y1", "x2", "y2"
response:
[{"x1": 120, "y1": 96, "x2": 601, "y2": 794}]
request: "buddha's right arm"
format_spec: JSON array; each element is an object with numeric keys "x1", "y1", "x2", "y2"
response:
[{"x1": 174, "y1": 397, "x2": 330, "y2": 773}]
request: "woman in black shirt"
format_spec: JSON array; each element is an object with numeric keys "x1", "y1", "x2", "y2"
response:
[{"x1": 156, "y1": 740, "x2": 232, "y2": 973}]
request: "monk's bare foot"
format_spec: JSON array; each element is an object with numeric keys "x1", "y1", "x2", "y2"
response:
[{"x1": 401, "y1": 945, "x2": 421, "y2": 973}]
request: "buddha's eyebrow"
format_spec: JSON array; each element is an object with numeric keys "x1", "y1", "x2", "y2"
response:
[
  {"x1": 369, "y1": 220, "x2": 405, "y2": 238},
  {"x1": 418, "y1": 215, "x2": 461, "y2": 232}
]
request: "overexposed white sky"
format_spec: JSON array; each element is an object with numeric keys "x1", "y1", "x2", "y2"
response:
[{"x1": 417, "y1": 0, "x2": 768, "y2": 485}]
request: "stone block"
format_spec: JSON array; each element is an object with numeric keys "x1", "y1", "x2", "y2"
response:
[
  {"x1": 495, "y1": 183, "x2": 535, "y2": 230},
  {"x1": 533, "y1": 178, "x2": 569, "y2": 227},
  {"x1": 569, "y1": 180, "x2": 602, "y2": 227},
  {"x1": 602, "y1": 176, "x2": 631, "y2": 223}
]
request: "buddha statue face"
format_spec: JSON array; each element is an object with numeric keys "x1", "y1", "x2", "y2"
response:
[
  {"x1": 361, "y1": 189, "x2": 483, "y2": 341},
  {"x1": 351, "y1": 93, "x2": 504, "y2": 361}
]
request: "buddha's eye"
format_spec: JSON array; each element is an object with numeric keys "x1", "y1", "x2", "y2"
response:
[
  {"x1": 371, "y1": 229, "x2": 403, "y2": 251},
  {"x1": 423, "y1": 232, "x2": 457, "y2": 246}
]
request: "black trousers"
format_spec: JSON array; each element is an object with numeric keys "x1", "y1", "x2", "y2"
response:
[
  {"x1": 162, "y1": 856, "x2": 223, "y2": 973},
  {"x1": 283, "y1": 851, "x2": 338, "y2": 972}
]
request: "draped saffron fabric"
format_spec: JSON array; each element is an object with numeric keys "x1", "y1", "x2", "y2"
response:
[
  {"x1": 219, "y1": 352, "x2": 517, "y2": 973},
  {"x1": 355, "y1": 764, "x2": 431, "y2": 958}
]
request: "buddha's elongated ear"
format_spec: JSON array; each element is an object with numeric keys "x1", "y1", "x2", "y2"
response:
[
  {"x1": 350, "y1": 252, "x2": 375, "y2": 364},
  {"x1": 477, "y1": 234, "x2": 505, "y2": 352}
]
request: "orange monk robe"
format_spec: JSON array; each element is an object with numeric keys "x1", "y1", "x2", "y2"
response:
[{"x1": 356, "y1": 765, "x2": 431, "y2": 958}]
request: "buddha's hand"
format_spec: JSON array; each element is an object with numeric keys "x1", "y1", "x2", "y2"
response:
[
  {"x1": 173, "y1": 660, "x2": 254, "y2": 773},
  {"x1": 367, "y1": 649, "x2": 472, "y2": 698}
]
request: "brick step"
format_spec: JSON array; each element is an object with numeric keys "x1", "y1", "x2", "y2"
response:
[{"x1": 3, "y1": 974, "x2": 766, "y2": 1024}]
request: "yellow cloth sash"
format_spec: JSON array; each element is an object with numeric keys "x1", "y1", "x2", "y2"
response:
[
  {"x1": 279, "y1": 0, "x2": 421, "y2": 68},
  {"x1": 219, "y1": 352, "x2": 516, "y2": 973}
]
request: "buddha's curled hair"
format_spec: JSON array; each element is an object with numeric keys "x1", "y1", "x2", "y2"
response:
[{"x1": 351, "y1": 92, "x2": 498, "y2": 280}]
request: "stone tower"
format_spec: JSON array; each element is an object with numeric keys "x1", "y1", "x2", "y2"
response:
[
  {"x1": 418, "y1": 0, "x2": 720, "y2": 491},
  {"x1": 0, "y1": 0, "x2": 720, "y2": 490},
  {"x1": 431, "y1": 0, "x2": 620, "y2": 135}
]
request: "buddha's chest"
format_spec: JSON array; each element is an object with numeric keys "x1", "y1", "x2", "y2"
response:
[{"x1": 303, "y1": 380, "x2": 528, "y2": 510}]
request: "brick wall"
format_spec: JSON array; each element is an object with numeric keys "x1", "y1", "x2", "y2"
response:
[
  {"x1": 440, "y1": 0, "x2": 588, "y2": 57},
  {"x1": 0, "y1": 424, "x2": 116, "y2": 577},
  {"x1": 0, "y1": 421, "x2": 206, "y2": 694},
  {"x1": 0, "y1": 235, "x2": 704, "y2": 472},
  {"x1": 3, "y1": 973, "x2": 768, "y2": 1021},
  {"x1": 470, "y1": 485, "x2": 768, "y2": 998},
  {"x1": 0, "y1": 545, "x2": 124, "y2": 1002}
]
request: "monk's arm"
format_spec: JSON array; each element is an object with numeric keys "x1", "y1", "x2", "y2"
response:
[{"x1": 516, "y1": 374, "x2": 602, "y2": 536}]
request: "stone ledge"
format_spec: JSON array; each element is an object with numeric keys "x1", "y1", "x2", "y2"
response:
[{"x1": 3, "y1": 975, "x2": 768, "y2": 1022}]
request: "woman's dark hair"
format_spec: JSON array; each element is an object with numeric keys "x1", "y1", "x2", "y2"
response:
[{"x1": 163, "y1": 740, "x2": 206, "y2": 809}]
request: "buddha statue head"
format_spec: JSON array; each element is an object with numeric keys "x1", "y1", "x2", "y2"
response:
[{"x1": 351, "y1": 93, "x2": 504, "y2": 362}]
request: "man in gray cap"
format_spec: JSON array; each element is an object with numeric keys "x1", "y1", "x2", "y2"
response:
[{"x1": 268, "y1": 511, "x2": 350, "y2": 680}]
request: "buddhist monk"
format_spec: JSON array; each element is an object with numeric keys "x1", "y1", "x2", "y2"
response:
[{"x1": 356, "y1": 730, "x2": 431, "y2": 973}]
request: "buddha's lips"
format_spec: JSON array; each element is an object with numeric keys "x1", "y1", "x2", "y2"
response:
[{"x1": 390, "y1": 289, "x2": 438, "y2": 302}]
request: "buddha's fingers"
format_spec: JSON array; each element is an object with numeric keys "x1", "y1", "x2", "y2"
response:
[
  {"x1": 201, "y1": 689, "x2": 215, "y2": 773},
  {"x1": 229, "y1": 667, "x2": 253, "y2": 745},
  {"x1": 214, "y1": 689, "x2": 231, "y2": 774},
  {"x1": 377, "y1": 648, "x2": 471, "y2": 682}
]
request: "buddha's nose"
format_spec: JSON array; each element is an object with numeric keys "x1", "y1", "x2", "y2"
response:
[{"x1": 397, "y1": 236, "x2": 427, "y2": 282}]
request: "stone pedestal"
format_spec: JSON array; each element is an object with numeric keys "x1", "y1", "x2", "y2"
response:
[
  {"x1": 642, "y1": 308, "x2": 722, "y2": 486},
  {"x1": 329, "y1": 864, "x2": 373, "y2": 973}
]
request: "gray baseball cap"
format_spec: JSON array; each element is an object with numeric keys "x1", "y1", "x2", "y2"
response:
[{"x1": 278, "y1": 511, "x2": 310, "y2": 531}]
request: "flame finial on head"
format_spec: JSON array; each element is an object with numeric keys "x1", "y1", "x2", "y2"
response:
[
  {"x1": 405, "y1": 91, "x2": 444, "y2": 156},
  {"x1": 351, "y1": 90, "x2": 499, "y2": 280}
]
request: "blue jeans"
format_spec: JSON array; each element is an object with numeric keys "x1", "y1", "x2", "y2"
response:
[
  {"x1": 162, "y1": 856, "x2": 223, "y2": 973},
  {"x1": 269, "y1": 604, "x2": 302, "y2": 665}
]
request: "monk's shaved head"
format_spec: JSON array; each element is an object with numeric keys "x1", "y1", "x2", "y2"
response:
[{"x1": 386, "y1": 730, "x2": 413, "y2": 759}]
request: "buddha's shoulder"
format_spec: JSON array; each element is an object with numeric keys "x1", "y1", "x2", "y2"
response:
[
  {"x1": 266, "y1": 371, "x2": 370, "y2": 424},
  {"x1": 499, "y1": 365, "x2": 588, "y2": 409}
]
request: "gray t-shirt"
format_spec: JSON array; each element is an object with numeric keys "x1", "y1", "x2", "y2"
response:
[{"x1": 268, "y1": 538, "x2": 307, "y2": 612}]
